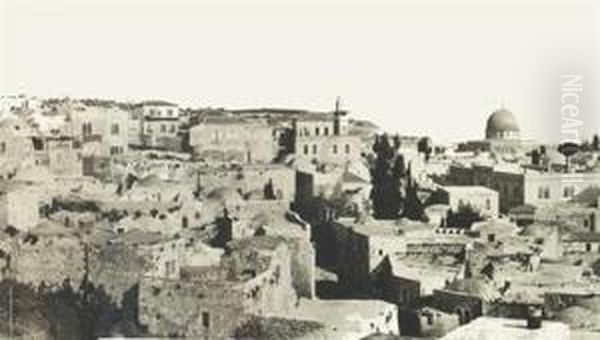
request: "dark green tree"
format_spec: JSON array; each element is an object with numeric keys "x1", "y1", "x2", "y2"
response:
[
  {"x1": 445, "y1": 203, "x2": 483, "y2": 229},
  {"x1": 593, "y1": 134, "x2": 600, "y2": 151},
  {"x1": 558, "y1": 142, "x2": 580, "y2": 171},
  {"x1": 402, "y1": 163, "x2": 427, "y2": 221},
  {"x1": 369, "y1": 134, "x2": 404, "y2": 219},
  {"x1": 417, "y1": 137, "x2": 433, "y2": 162}
]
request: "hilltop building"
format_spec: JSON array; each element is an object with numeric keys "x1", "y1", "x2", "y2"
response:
[
  {"x1": 293, "y1": 98, "x2": 362, "y2": 165},
  {"x1": 189, "y1": 116, "x2": 276, "y2": 164},
  {"x1": 460, "y1": 108, "x2": 537, "y2": 156}
]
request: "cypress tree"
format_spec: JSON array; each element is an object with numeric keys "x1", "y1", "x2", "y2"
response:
[{"x1": 370, "y1": 134, "x2": 404, "y2": 219}]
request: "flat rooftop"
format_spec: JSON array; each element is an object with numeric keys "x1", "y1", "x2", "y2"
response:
[
  {"x1": 292, "y1": 298, "x2": 396, "y2": 331},
  {"x1": 338, "y1": 217, "x2": 433, "y2": 238},
  {"x1": 442, "y1": 185, "x2": 498, "y2": 194},
  {"x1": 441, "y1": 317, "x2": 569, "y2": 340}
]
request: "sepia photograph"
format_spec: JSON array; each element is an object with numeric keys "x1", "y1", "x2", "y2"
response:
[{"x1": 0, "y1": 0, "x2": 599, "y2": 339}]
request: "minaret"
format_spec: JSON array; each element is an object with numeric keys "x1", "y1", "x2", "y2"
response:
[{"x1": 333, "y1": 96, "x2": 346, "y2": 136}]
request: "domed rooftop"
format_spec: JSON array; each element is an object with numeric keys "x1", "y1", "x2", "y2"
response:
[
  {"x1": 485, "y1": 108, "x2": 520, "y2": 140},
  {"x1": 447, "y1": 278, "x2": 501, "y2": 302},
  {"x1": 206, "y1": 186, "x2": 244, "y2": 205}
]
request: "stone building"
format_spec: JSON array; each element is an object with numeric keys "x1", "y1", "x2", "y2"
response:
[
  {"x1": 235, "y1": 209, "x2": 316, "y2": 298},
  {"x1": 372, "y1": 254, "x2": 465, "y2": 308},
  {"x1": 432, "y1": 278, "x2": 501, "y2": 324},
  {"x1": 0, "y1": 115, "x2": 36, "y2": 178},
  {"x1": 138, "y1": 236, "x2": 297, "y2": 338},
  {"x1": 535, "y1": 203, "x2": 599, "y2": 233},
  {"x1": 139, "y1": 275, "x2": 247, "y2": 338},
  {"x1": 448, "y1": 164, "x2": 525, "y2": 213},
  {"x1": 67, "y1": 104, "x2": 129, "y2": 157},
  {"x1": 45, "y1": 136, "x2": 83, "y2": 177},
  {"x1": 438, "y1": 185, "x2": 499, "y2": 218},
  {"x1": 523, "y1": 171, "x2": 600, "y2": 209},
  {"x1": 448, "y1": 163, "x2": 600, "y2": 213},
  {"x1": 127, "y1": 100, "x2": 182, "y2": 150},
  {"x1": 198, "y1": 164, "x2": 296, "y2": 202},
  {"x1": 562, "y1": 232, "x2": 600, "y2": 253},
  {"x1": 189, "y1": 116, "x2": 276, "y2": 164},
  {"x1": 142, "y1": 117, "x2": 182, "y2": 151},
  {"x1": 323, "y1": 217, "x2": 469, "y2": 294},
  {"x1": 137, "y1": 100, "x2": 180, "y2": 119},
  {"x1": 109, "y1": 229, "x2": 185, "y2": 279},
  {"x1": 292, "y1": 107, "x2": 362, "y2": 165},
  {"x1": 0, "y1": 219, "x2": 86, "y2": 288},
  {"x1": 0, "y1": 181, "x2": 41, "y2": 231}
]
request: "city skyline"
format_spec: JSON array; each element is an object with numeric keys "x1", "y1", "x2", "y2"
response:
[{"x1": 1, "y1": 0, "x2": 599, "y2": 143}]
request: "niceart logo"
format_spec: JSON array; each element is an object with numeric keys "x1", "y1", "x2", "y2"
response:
[{"x1": 560, "y1": 75, "x2": 583, "y2": 191}]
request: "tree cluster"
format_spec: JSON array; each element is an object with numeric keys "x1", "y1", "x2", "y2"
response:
[{"x1": 369, "y1": 134, "x2": 427, "y2": 221}]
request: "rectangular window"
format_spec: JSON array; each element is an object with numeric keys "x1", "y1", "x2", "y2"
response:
[
  {"x1": 563, "y1": 186, "x2": 575, "y2": 198},
  {"x1": 345, "y1": 144, "x2": 350, "y2": 154},
  {"x1": 324, "y1": 127, "x2": 329, "y2": 136},
  {"x1": 0, "y1": 142, "x2": 5, "y2": 154},
  {"x1": 167, "y1": 109, "x2": 173, "y2": 117},
  {"x1": 315, "y1": 127, "x2": 320, "y2": 136},
  {"x1": 303, "y1": 144, "x2": 309, "y2": 155},
  {"x1": 169, "y1": 125, "x2": 176, "y2": 133},
  {"x1": 312, "y1": 144, "x2": 317, "y2": 154},
  {"x1": 333, "y1": 144, "x2": 338, "y2": 154},
  {"x1": 202, "y1": 312, "x2": 210, "y2": 328},
  {"x1": 111, "y1": 123, "x2": 119, "y2": 135},
  {"x1": 160, "y1": 124, "x2": 167, "y2": 133}
]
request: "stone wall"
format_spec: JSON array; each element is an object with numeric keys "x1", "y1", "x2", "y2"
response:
[
  {"x1": 190, "y1": 121, "x2": 275, "y2": 164},
  {"x1": 0, "y1": 118, "x2": 36, "y2": 178},
  {"x1": 405, "y1": 242, "x2": 466, "y2": 256},
  {"x1": 0, "y1": 231, "x2": 85, "y2": 289},
  {"x1": 138, "y1": 276, "x2": 247, "y2": 338},
  {"x1": 544, "y1": 292, "x2": 599, "y2": 316},
  {"x1": 331, "y1": 222, "x2": 371, "y2": 293},
  {"x1": 0, "y1": 187, "x2": 41, "y2": 231},
  {"x1": 232, "y1": 241, "x2": 298, "y2": 316},
  {"x1": 283, "y1": 237, "x2": 315, "y2": 298},
  {"x1": 200, "y1": 165, "x2": 295, "y2": 202},
  {"x1": 432, "y1": 289, "x2": 483, "y2": 323},
  {"x1": 46, "y1": 138, "x2": 83, "y2": 178},
  {"x1": 88, "y1": 244, "x2": 148, "y2": 309}
]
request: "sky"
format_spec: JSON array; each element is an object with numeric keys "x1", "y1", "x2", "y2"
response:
[{"x1": 1, "y1": 0, "x2": 599, "y2": 143}]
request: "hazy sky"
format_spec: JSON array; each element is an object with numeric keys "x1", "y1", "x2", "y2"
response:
[{"x1": 1, "y1": 0, "x2": 599, "y2": 143}]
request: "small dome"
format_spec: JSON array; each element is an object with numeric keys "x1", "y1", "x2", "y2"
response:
[
  {"x1": 485, "y1": 108, "x2": 520, "y2": 139},
  {"x1": 447, "y1": 278, "x2": 501, "y2": 302},
  {"x1": 206, "y1": 186, "x2": 243, "y2": 205}
]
